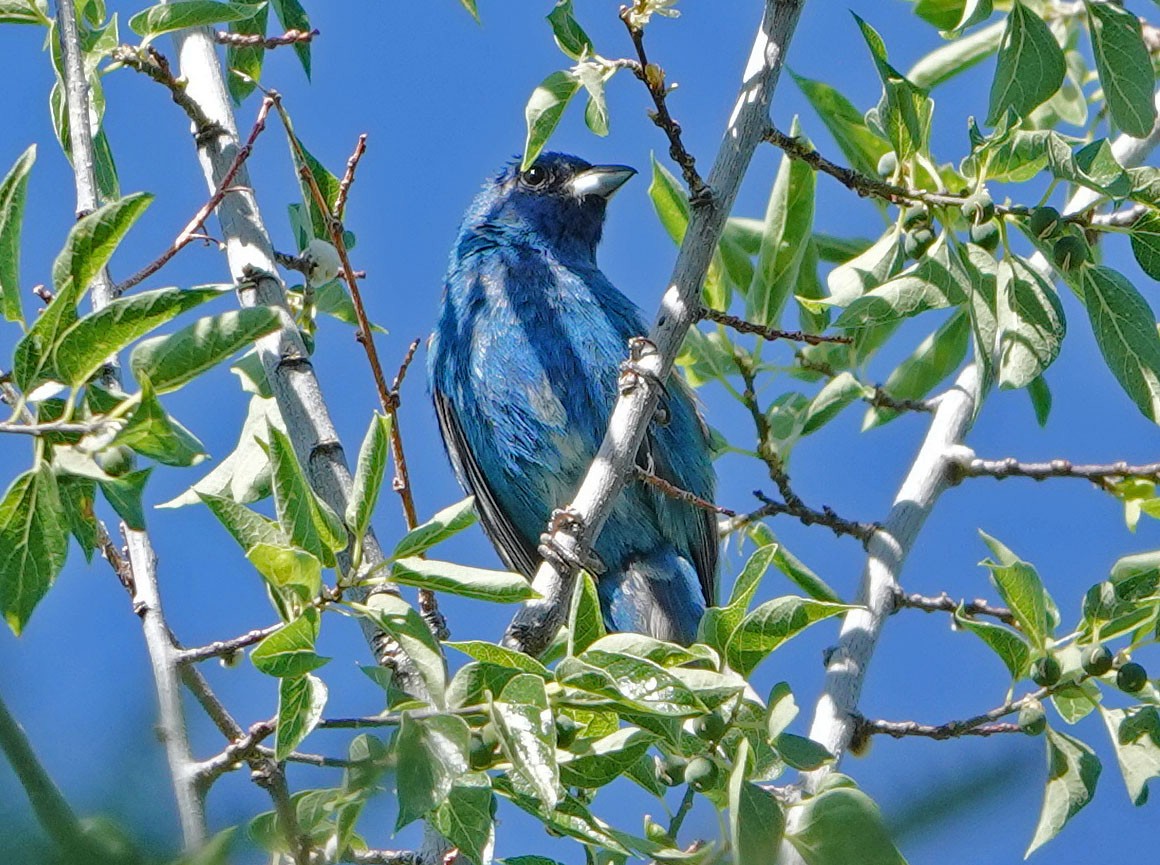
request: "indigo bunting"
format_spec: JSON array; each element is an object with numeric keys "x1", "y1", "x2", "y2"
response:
[{"x1": 428, "y1": 153, "x2": 717, "y2": 645}]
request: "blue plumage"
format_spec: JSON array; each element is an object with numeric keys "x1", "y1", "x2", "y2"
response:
[{"x1": 428, "y1": 153, "x2": 717, "y2": 645}]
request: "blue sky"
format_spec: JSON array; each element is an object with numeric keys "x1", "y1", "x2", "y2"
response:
[{"x1": 1, "y1": 2, "x2": 1159, "y2": 863}]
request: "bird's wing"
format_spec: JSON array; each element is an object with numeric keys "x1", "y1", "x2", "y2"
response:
[
  {"x1": 643, "y1": 381, "x2": 719, "y2": 608},
  {"x1": 433, "y1": 388, "x2": 540, "y2": 578}
]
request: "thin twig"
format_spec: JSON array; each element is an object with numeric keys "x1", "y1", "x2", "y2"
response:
[
  {"x1": 795, "y1": 353, "x2": 932, "y2": 414},
  {"x1": 214, "y1": 28, "x2": 319, "y2": 49},
  {"x1": 0, "y1": 419, "x2": 112, "y2": 437},
  {"x1": 634, "y1": 465, "x2": 737, "y2": 516},
  {"x1": 956, "y1": 456, "x2": 1160, "y2": 484},
  {"x1": 111, "y1": 45, "x2": 224, "y2": 141},
  {"x1": 856, "y1": 716, "x2": 1023, "y2": 741},
  {"x1": 701, "y1": 307, "x2": 851, "y2": 345},
  {"x1": 116, "y1": 97, "x2": 275, "y2": 293},
  {"x1": 893, "y1": 588, "x2": 1016, "y2": 627},
  {"x1": 668, "y1": 786, "x2": 697, "y2": 838},
  {"x1": 619, "y1": 9, "x2": 706, "y2": 199},
  {"x1": 335, "y1": 134, "x2": 368, "y2": 221},
  {"x1": 176, "y1": 622, "x2": 284, "y2": 664},
  {"x1": 750, "y1": 491, "x2": 877, "y2": 544}
]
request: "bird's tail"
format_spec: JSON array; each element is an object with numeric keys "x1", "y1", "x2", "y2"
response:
[{"x1": 598, "y1": 547, "x2": 706, "y2": 645}]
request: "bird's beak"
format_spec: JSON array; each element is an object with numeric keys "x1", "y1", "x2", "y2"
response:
[{"x1": 569, "y1": 164, "x2": 637, "y2": 200}]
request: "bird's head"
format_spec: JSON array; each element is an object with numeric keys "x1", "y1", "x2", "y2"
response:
[{"x1": 456, "y1": 152, "x2": 636, "y2": 263}]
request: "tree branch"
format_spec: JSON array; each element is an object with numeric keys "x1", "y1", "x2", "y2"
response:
[
  {"x1": 892, "y1": 588, "x2": 1015, "y2": 626},
  {"x1": 700, "y1": 307, "x2": 851, "y2": 345},
  {"x1": 502, "y1": 0, "x2": 806, "y2": 656},
  {"x1": 955, "y1": 456, "x2": 1160, "y2": 484}
]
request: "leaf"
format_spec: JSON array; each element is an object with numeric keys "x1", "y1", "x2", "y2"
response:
[
  {"x1": 558, "y1": 651, "x2": 705, "y2": 716},
  {"x1": 1129, "y1": 210, "x2": 1160, "y2": 281},
  {"x1": 914, "y1": 0, "x2": 993, "y2": 32},
  {"x1": 394, "y1": 712, "x2": 470, "y2": 829},
  {"x1": 457, "y1": 0, "x2": 479, "y2": 23},
  {"x1": 1085, "y1": 0, "x2": 1158, "y2": 138},
  {"x1": 129, "y1": 307, "x2": 282, "y2": 394},
  {"x1": 648, "y1": 156, "x2": 688, "y2": 245},
  {"x1": 1028, "y1": 374, "x2": 1052, "y2": 426},
  {"x1": 251, "y1": 609, "x2": 330, "y2": 677},
  {"x1": 729, "y1": 740, "x2": 785, "y2": 865},
  {"x1": 356, "y1": 593, "x2": 446, "y2": 707},
  {"x1": 998, "y1": 255, "x2": 1066, "y2": 389},
  {"x1": 199, "y1": 492, "x2": 288, "y2": 553},
  {"x1": 1081, "y1": 266, "x2": 1160, "y2": 423},
  {"x1": 225, "y1": 1, "x2": 268, "y2": 104},
  {"x1": 698, "y1": 543, "x2": 779, "y2": 656},
  {"x1": 766, "y1": 682, "x2": 799, "y2": 739},
  {"x1": 954, "y1": 606, "x2": 1030, "y2": 679},
  {"x1": 0, "y1": 145, "x2": 34, "y2": 324},
  {"x1": 1026, "y1": 729, "x2": 1101, "y2": 856},
  {"x1": 129, "y1": 1, "x2": 265, "y2": 38},
  {"x1": 546, "y1": 0, "x2": 593, "y2": 61},
  {"x1": 523, "y1": 70, "x2": 580, "y2": 170},
  {"x1": 98, "y1": 468, "x2": 151, "y2": 531},
  {"x1": 776, "y1": 733, "x2": 833, "y2": 771},
  {"x1": 1052, "y1": 681, "x2": 1101, "y2": 725},
  {"x1": 266, "y1": 425, "x2": 347, "y2": 567},
  {"x1": 986, "y1": 0, "x2": 1065, "y2": 124},
  {"x1": 1100, "y1": 706, "x2": 1160, "y2": 807},
  {"x1": 907, "y1": 20, "x2": 1004, "y2": 89},
  {"x1": 445, "y1": 641, "x2": 551, "y2": 677},
  {"x1": 0, "y1": 465, "x2": 68, "y2": 635},
  {"x1": 568, "y1": 570, "x2": 605, "y2": 655},
  {"x1": 727, "y1": 597, "x2": 853, "y2": 676},
  {"x1": 247, "y1": 543, "x2": 322, "y2": 598},
  {"x1": 0, "y1": 1, "x2": 48, "y2": 24},
  {"x1": 346, "y1": 413, "x2": 391, "y2": 541},
  {"x1": 432, "y1": 775, "x2": 496, "y2": 865},
  {"x1": 14, "y1": 192, "x2": 153, "y2": 390},
  {"x1": 113, "y1": 376, "x2": 207, "y2": 467},
  {"x1": 270, "y1": 0, "x2": 311, "y2": 76},
  {"x1": 855, "y1": 14, "x2": 933, "y2": 160},
  {"x1": 747, "y1": 117, "x2": 816, "y2": 328},
  {"x1": 979, "y1": 531, "x2": 1054, "y2": 649},
  {"x1": 787, "y1": 781, "x2": 906, "y2": 865},
  {"x1": 390, "y1": 558, "x2": 535, "y2": 603},
  {"x1": 826, "y1": 227, "x2": 903, "y2": 307},
  {"x1": 490, "y1": 674, "x2": 559, "y2": 808},
  {"x1": 54, "y1": 286, "x2": 223, "y2": 387},
  {"x1": 274, "y1": 673, "x2": 327, "y2": 761},
  {"x1": 802, "y1": 372, "x2": 868, "y2": 435},
  {"x1": 391, "y1": 496, "x2": 477, "y2": 560},
  {"x1": 57, "y1": 473, "x2": 98, "y2": 563},
  {"x1": 863, "y1": 311, "x2": 970, "y2": 429},
  {"x1": 792, "y1": 74, "x2": 889, "y2": 177},
  {"x1": 558, "y1": 727, "x2": 655, "y2": 788}
]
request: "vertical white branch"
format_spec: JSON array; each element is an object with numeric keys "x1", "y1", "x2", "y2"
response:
[
  {"x1": 55, "y1": 0, "x2": 207, "y2": 847},
  {"x1": 503, "y1": 0, "x2": 807, "y2": 655}
]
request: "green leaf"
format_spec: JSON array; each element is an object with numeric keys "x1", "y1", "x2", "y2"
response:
[
  {"x1": 1100, "y1": 706, "x2": 1160, "y2": 807},
  {"x1": 558, "y1": 651, "x2": 705, "y2": 716},
  {"x1": 198, "y1": 492, "x2": 288, "y2": 553},
  {"x1": 98, "y1": 468, "x2": 151, "y2": 530},
  {"x1": 559, "y1": 727, "x2": 655, "y2": 788},
  {"x1": 394, "y1": 712, "x2": 471, "y2": 829},
  {"x1": 1085, "y1": 0, "x2": 1157, "y2": 138},
  {"x1": 446, "y1": 661, "x2": 522, "y2": 708},
  {"x1": 266, "y1": 425, "x2": 347, "y2": 567},
  {"x1": 914, "y1": 0, "x2": 992, "y2": 32},
  {"x1": 391, "y1": 496, "x2": 477, "y2": 560},
  {"x1": 766, "y1": 681, "x2": 798, "y2": 739},
  {"x1": 791, "y1": 73, "x2": 889, "y2": 178},
  {"x1": 57, "y1": 473, "x2": 98, "y2": 563},
  {"x1": 0, "y1": 465, "x2": 68, "y2": 635},
  {"x1": 1052, "y1": 681, "x2": 1101, "y2": 725},
  {"x1": 802, "y1": 372, "x2": 868, "y2": 435},
  {"x1": 0, "y1": 145, "x2": 34, "y2": 324},
  {"x1": 129, "y1": 1, "x2": 266, "y2": 37},
  {"x1": 864, "y1": 311, "x2": 970, "y2": 429},
  {"x1": 986, "y1": 0, "x2": 1065, "y2": 124},
  {"x1": 288, "y1": 138, "x2": 340, "y2": 242},
  {"x1": 457, "y1": 0, "x2": 479, "y2": 22},
  {"x1": 834, "y1": 233, "x2": 968, "y2": 328},
  {"x1": 697, "y1": 543, "x2": 778, "y2": 656},
  {"x1": 727, "y1": 597, "x2": 853, "y2": 676},
  {"x1": 729, "y1": 740, "x2": 785, "y2": 865},
  {"x1": 827, "y1": 227, "x2": 904, "y2": 307},
  {"x1": 1027, "y1": 728, "x2": 1101, "y2": 856},
  {"x1": 14, "y1": 193, "x2": 153, "y2": 390},
  {"x1": 0, "y1": 1, "x2": 48, "y2": 24},
  {"x1": 390, "y1": 557, "x2": 535, "y2": 603},
  {"x1": 1081, "y1": 266, "x2": 1160, "y2": 423},
  {"x1": 546, "y1": 0, "x2": 593, "y2": 61},
  {"x1": 274, "y1": 672, "x2": 327, "y2": 761},
  {"x1": 788, "y1": 780, "x2": 906, "y2": 865},
  {"x1": 113, "y1": 376, "x2": 207, "y2": 467},
  {"x1": 1129, "y1": 210, "x2": 1160, "y2": 281},
  {"x1": 251, "y1": 608, "x2": 330, "y2": 677},
  {"x1": 128, "y1": 307, "x2": 281, "y2": 394},
  {"x1": 523, "y1": 70, "x2": 580, "y2": 170},
  {"x1": 979, "y1": 531, "x2": 1054, "y2": 649},
  {"x1": 445, "y1": 641, "x2": 551, "y2": 677},
  {"x1": 998, "y1": 255, "x2": 1065, "y2": 389},
  {"x1": 225, "y1": 2, "x2": 268, "y2": 104},
  {"x1": 432, "y1": 775, "x2": 495, "y2": 865},
  {"x1": 270, "y1": 0, "x2": 311, "y2": 76},
  {"x1": 247, "y1": 543, "x2": 322, "y2": 598},
  {"x1": 54, "y1": 286, "x2": 223, "y2": 387},
  {"x1": 648, "y1": 156, "x2": 688, "y2": 245},
  {"x1": 1028, "y1": 374, "x2": 1052, "y2": 426},
  {"x1": 747, "y1": 118, "x2": 815, "y2": 328},
  {"x1": 855, "y1": 14, "x2": 933, "y2": 159},
  {"x1": 954, "y1": 606, "x2": 1030, "y2": 679},
  {"x1": 961, "y1": 242, "x2": 1000, "y2": 394},
  {"x1": 490, "y1": 674, "x2": 559, "y2": 808},
  {"x1": 568, "y1": 570, "x2": 605, "y2": 655},
  {"x1": 346, "y1": 413, "x2": 391, "y2": 541},
  {"x1": 356, "y1": 593, "x2": 446, "y2": 707},
  {"x1": 907, "y1": 20, "x2": 1004, "y2": 89}
]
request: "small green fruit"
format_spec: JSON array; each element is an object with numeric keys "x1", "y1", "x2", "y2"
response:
[
  {"x1": 1018, "y1": 699, "x2": 1047, "y2": 736},
  {"x1": 657, "y1": 754, "x2": 687, "y2": 787},
  {"x1": 692, "y1": 713, "x2": 727, "y2": 742},
  {"x1": 1116, "y1": 662, "x2": 1148, "y2": 693},
  {"x1": 877, "y1": 151, "x2": 898, "y2": 177},
  {"x1": 683, "y1": 756, "x2": 720, "y2": 792},
  {"x1": 904, "y1": 227, "x2": 936, "y2": 260},
  {"x1": 901, "y1": 204, "x2": 930, "y2": 230},
  {"x1": 95, "y1": 445, "x2": 134, "y2": 477},
  {"x1": 1051, "y1": 235, "x2": 1089, "y2": 271},
  {"x1": 969, "y1": 220, "x2": 1000, "y2": 252},
  {"x1": 1030, "y1": 655, "x2": 1062, "y2": 688},
  {"x1": 1081, "y1": 645, "x2": 1114, "y2": 677},
  {"x1": 960, "y1": 190, "x2": 995, "y2": 225},
  {"x1": 1028, "y1": 206, "x2": 1061, "y2": 239},
  {"x1": 555, "y1": 715, "x2": 580, "y2": 749}
]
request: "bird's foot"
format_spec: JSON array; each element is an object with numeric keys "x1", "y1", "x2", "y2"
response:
[
  {"x1": 538, "y1": 508, "x2": 606, "y2": 575},
  {"x1": 619, "y1": 337, "x2": 662, "y2": 395}
]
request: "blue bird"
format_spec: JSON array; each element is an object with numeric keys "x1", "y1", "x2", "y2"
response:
[{"x1": 428, "y1": 153, "x2": 717, "y2": 645}]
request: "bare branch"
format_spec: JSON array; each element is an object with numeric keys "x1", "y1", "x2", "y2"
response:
[
  {"x1": 956, "y1": 456, "x2": 1160, "y2": 484},
  {"x1": 176, "y1": 622, "x2": 283, "y2": 665},
  {"x1": 700, "y1": 307, "x2": 852, "y2": 345},
  {"x1": 634, "y1": 465, "x2": 737, "y2": 516},
  {"x1": 214, "y1": 28, "x2": 319, "y2": 49},
  {"x1": 111, "y1": 45, "x2": 224, "y2": 142},
  {"x1": 855, "y1": 715, "x2": 1023, "y2": 741},
  {"x1": 893, "y1": 588, "x2": 1016, "y2": 627}
]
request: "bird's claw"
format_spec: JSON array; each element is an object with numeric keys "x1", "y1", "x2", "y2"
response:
[
  {"x1": 538, "y1": 508, "x2": 606, "y2": 575},
  {"x1": 619, "y1": 337, "x2": 662, "y2": 395}
]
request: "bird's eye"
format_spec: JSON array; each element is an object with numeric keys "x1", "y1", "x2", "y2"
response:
[{"x1": 522, "y1": 165, "x2": 550, "y2": 189}]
